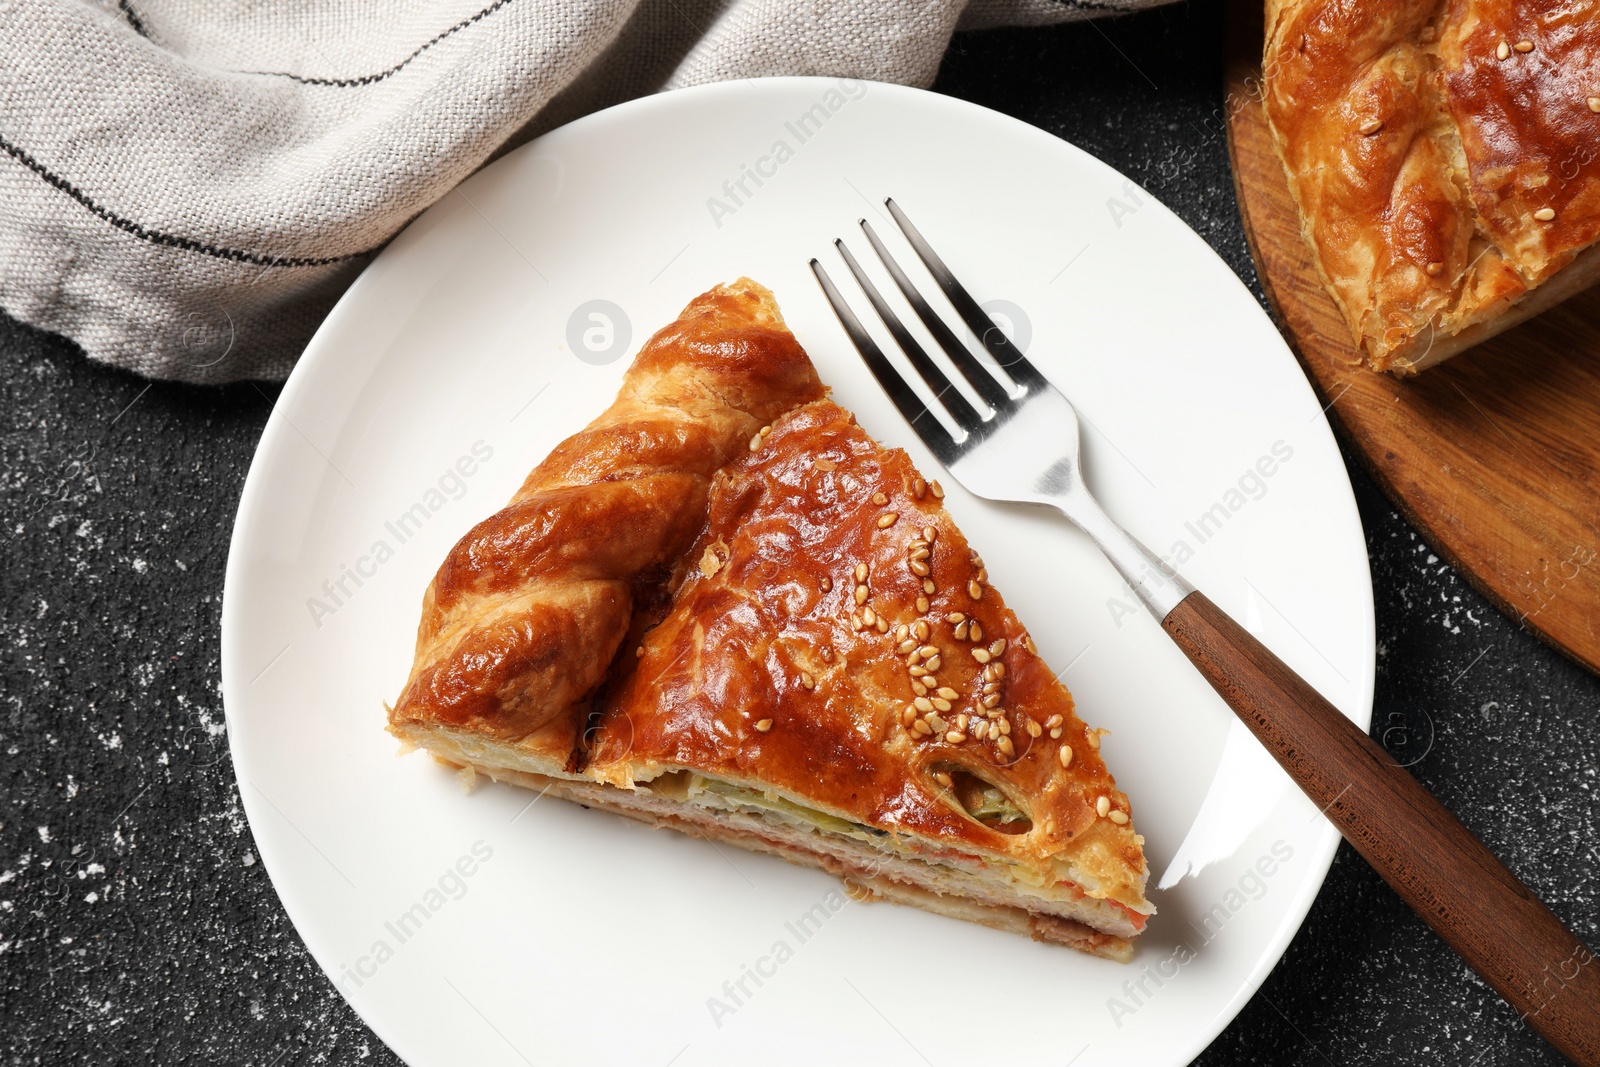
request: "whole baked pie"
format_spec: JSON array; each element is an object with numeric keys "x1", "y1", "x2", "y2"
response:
[
  {"x1": 388, "y1": 279, "x2": 1153, "y2": 958},
  {"x1": 1263, "y1": 0, "x2": 1600, "y2": 373}
]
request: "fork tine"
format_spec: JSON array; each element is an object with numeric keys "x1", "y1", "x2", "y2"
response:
[
  {"x1": 884, "y1": 198, "x2": 1049, "y2": 392},
  {"x1": 809, "y1": 259, "x2": 960, "y2": 465},
  {"x1": 832, "y1": 238, "x2": 987, "y2": 435},
  {"x1": 859, "y1": 220, "x2": 1014, "y2": 413}
]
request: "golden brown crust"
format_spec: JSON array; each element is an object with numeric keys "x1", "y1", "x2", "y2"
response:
[
  {"x1": 1263, "y1": 0, "x2": 1600, "y2": 373},
  {"x1": 590, "y1": 399, "x2": 1149, "y2": 912},
  {"x1": 388, "y1": 279, "x2": 824, "y2": 753}
]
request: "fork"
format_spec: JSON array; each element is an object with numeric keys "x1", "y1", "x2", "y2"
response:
[{"x1": 811, "y1": 199, "x2": 1600, "y2": 1065}]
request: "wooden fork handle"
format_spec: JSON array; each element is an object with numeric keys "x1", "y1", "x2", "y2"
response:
[{"x1": 1163, "y1": 591, "x2": 1600, "y2": 1065}]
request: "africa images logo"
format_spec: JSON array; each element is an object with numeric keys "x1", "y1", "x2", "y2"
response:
[
  {"x1": 305, "y1": 441, "x2": 494, "y2": 628},
  {"x1": 704, "y1": 79, "x2": 868, "y2": 229}
]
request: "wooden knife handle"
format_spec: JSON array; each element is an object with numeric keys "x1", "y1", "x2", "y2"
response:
[{"x1": 1163, "y1": 591, "x2": 1600, "y2": 1065}]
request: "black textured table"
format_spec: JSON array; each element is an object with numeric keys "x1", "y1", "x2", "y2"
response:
[{"x1": 3, "y1": 3, "x2": 1596, "y2": 1064}]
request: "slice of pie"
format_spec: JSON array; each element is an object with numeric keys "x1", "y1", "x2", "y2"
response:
[
  {"x1": 389, "y1": 279, "x2": 1153, "y2": 959},
  {"x1": 1262, "y1": 0, "x2": 1600, "y2": 374}
]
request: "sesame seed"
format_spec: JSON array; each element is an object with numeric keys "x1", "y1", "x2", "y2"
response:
[
  {"x1": 854, "y1": 584, "x2": 869, "y2": 605},
  {"x1": 913, "y1": 719, "x2": 933, "y2": 736},
  {"x1": 759, "y1": 425, "x2": 772, "y2": 437},
  {"x1": 1026, "y1": 720, "x2": 1042, "y2": 738},
  {"x1": 897, "y1": 638, "x2": 918, "y2": 655},
  {"x1": 913, "y1": 477, "x2": 927, "y2": 499},
  {"x1": 915, "y1": 596, "x2": 929, "y2": 613},
  {"x1": 910, "y1": 547, "x2": 931, "y2": 561},
  {"x1": 982, "y1": 665, "x2": 997, "y2": 682},
  {"x1": 946, "y1": 730, "x2": 967, "y2": 744},
  {"x1": 877, "y1": 512, "x2": 898, "y2": 529},
  {"x1": 755, "y1": 718, "x2": 774, "y2": 733},
  {"x1": 922, "y1": 579, "x2": 935, "y2": 595},
  {"x1": 635, "y1": 645, "x2": 645, "y2": 657},
  {"x1": 1088, "y1": 730, "x2": 1103, "y2": 750},
  {"x1": 971, "y1": 648, "x2": 991, "y2": 664},
  {"x1": 1058, "y1": 745, "x2": 1073, "y2": 768},
  {"x1": 969, "y1": 620, "x2": 983, "y2": 642},
  {"x1": 1109, "y1": 810, "x2": 1130, "y2": 825},
  {"x1": 1496, "y1": 40, "x2": 1510, "y2": 60},
  {"x1": 914, "y1": 697, "x2": 933, "y2": 712},
  {"x1": 990, "y1": 638, "x2": 1008, "y2": 657},
  {"x1": 1359, "y1": 119, "x2": 1383, "y2": 136},
  {"x1": 991, "y1": 662, "x2": 1005, "y2": 679},
  {"x1": 1534, "y1": 207, "x2": 1557, "y2": 221},
  {"x1": 936, "y1": 687, "x2": 958, "y2": 700},
  {"x1": 901, "y1": 706, "x2": 917, "y2": 726},
  {"x1": 894, "y1": 623, "x2": 909, "y2": 641},
  {"x1": 930, "y1": 480, "x2": 944, "y2": 499},
  {"x1": 910, "y1": 560, "x2": 931, "y2": 577},
  {"x1": 913, "y1": 621, "x2": 931, "y2": 641},
  {"x1": 909, "y1": 665, "x2": 928, "y2": 678},
  {"x1": 931, "y1": 697, "x2": 952, "y2": 712},
  {"x1": 973, "y1": 721, "x2": 989, "y2": 739},
  {"x1": 911, "y1": 681, "x2": 927, "y2": 696},
  {"x1": 1043, "y1": 816, "x2": 1055, "y2": 835},
  {"x1": 1514, "y1": 39, "x2": 1533, "y2": 52},
  {"x1": 981, "y1": 694, "x2": 1001, "y2": 709},
  {"x1": 1045, "y1": 714, "x2": 1064, "y2": 729},
  {"x1": 981, "y1": 682, "x2": 1001, "y2": 696},
  {"x1": 800, "y1": 672, "x2": 814, "y2": 689},
  {"x1": 933, "y1": 771, "x2": 953, "y2": 788},
  {"x1": 748, "y1": 435, "x2": 764, "y2": 451},
  {"x1": 862, "y1": 606, "x2": 876, "y2": 626},
  {"x1": 849, "y1": 612, "x2": 862, "y2": 631},
  {"x1": 1590, "y1": 97, "x2": 1600, "y2": 113},
  {"x1": 875, "y1": 617, "x2": 888, "y2": 633},
  {"x1": 996, "y1": 736, "x2": 1015, "y2": 757},
  {"x1": 954, "y1": 621, "x2": 969, "y2": 640},
  {"x1": 996, "y1": 718, "x2": 1010, "y2": 736},
  {"x1": 1049, "y1": 727, "x2": 1063, "y2": 739},
  {"x1": 922, "y1": 526, "x2": 936, "y2": 543},
  {"x1": 872, "y1": 491, "x2": 888, "y2": 505},
  {"x1": 967, "y1": 580, "x2": 983, "y2": 600},
  {"x1": 917, "y1": 644, "x2": 939, "y2": 658},
  {"x1": 923, "y1": 654, "x2": 942, "y2": 672},
  {"x1": 946, "y1": 612, "x2": 965, "y2": 624},
  {"x1": 1095, "y1": 796, "x2": 1111, "y2": 817},
  {"x1": 855, "y1": 562, "x2": 869, "y2": 583},
  {"x1": 1425, "y1": 261, "x2": 1444, "y2": 276}
]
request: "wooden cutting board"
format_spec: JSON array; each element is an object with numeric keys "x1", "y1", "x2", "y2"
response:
[{"x1": 1223, "y1": 2, "x2": 1600, "y2": 674}]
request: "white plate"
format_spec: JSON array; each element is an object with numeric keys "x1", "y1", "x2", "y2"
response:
[{"x1": 222, "y1": 78, "x2": 1373, "y2": 1067}]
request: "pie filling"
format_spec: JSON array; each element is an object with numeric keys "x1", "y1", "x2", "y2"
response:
[{"x1": 400, "y1": 723, "x2": 1147, "y2": 951}]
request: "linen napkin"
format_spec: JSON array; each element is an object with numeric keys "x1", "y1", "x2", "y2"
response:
[{"x1": 0, "y1": 0, "x2": 1167, "y2": 382}]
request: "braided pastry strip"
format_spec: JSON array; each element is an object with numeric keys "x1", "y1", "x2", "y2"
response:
[{"x1": 389, "y1": 279, "x2": 825, "y2": 741}]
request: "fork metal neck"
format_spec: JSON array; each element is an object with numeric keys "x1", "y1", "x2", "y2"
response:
[{"x1": 1053, "y1": 488, "x2": 1195, "y2": 621}]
